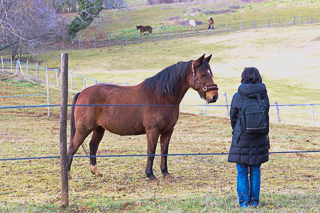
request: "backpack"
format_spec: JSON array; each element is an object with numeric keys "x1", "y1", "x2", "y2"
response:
[{"x1": 241, "y1": 94, "x2": 269, "y2": 138}]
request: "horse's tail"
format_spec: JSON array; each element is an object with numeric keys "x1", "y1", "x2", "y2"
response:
[{"x1": 70, "y1": 92, "x2": 81, "y2": 143}]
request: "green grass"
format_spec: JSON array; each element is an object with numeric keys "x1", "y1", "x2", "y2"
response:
[
  {"x1": 71, "y1": 0, "x2": 320, "y2": 36},
  {"x1": 1, "y1": 1, "x2": 320, "y2": 211},
  {"x1": 0, "y1": 72, "x2": 320, "y2": 212}
]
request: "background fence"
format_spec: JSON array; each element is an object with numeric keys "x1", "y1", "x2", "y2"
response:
[
  {"x1": 50, "y1": 11, "x2": 320, "y2": 50},
  {"x1": 1, "y1": 56, "x2": 319, "y2": 127}
]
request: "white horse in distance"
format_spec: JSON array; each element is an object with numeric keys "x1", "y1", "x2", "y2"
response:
[{"x1": 189, "y1": 20, "x2": 196, "y2": 31}]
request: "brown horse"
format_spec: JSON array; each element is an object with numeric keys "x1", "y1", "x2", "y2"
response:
[
  {"x1": 67, "y1": 54, "x2": 219, "y2": 181},
  {"x1": 136, "y1": 25, "x2": 152, "y2": 35}
]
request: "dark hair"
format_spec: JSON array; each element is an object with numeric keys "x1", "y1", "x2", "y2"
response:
[{"x1": 241, "y1": 67, "x2": 262, "y2": 84}]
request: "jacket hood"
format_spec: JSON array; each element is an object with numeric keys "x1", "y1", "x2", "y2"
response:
[{"x1": 238, "y1": 83, "x2": 267, "y2": 98}]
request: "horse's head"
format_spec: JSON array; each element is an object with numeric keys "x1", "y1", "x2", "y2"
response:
[
  {"x1": 136, "y1": 25, "x2": 140, "y2": 30},
  {"x1": 190, "y1": 54, "x2": 219, "y2": 103}
]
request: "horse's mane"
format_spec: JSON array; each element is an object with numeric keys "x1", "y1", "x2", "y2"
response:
[{"x1": 142, "y1": 60, "x2": 192, "y2": 100}]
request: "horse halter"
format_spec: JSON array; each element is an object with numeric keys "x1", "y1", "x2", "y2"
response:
[{"x1": 191, "y1": 61, "x2": 218, "y2": 98}]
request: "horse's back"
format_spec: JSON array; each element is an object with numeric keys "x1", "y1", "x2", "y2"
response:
[{"x1": 74, "y1": 83, "x2": 178, "y2": 135}]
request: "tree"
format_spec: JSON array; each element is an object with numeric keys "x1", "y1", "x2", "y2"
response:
[
  {"x1": 66, "y1": 0, "x2": 104, "y2": 40},
  {"x1": 0, "y1": 0, "x2": 65, "y2": 59},
  {"x1": 66, "y1": 0, "x2": 129, "y2": 41}
]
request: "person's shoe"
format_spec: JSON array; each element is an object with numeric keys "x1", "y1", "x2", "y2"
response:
[
  {"x1": 240, "y1": 202, "x2": 251, "y2": 208},
  {"x1": 250, "y1": 201, "x2": 259, "y2": 207}
]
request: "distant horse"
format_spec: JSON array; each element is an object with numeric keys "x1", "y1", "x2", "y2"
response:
[
  {"x1": 136, "y1": 25, "x2": 152, "y2": 35},
  {"x1": 67, "y1": 54, "x2": 219, "y2": 181},
  {"x1": 189, "y1": 20, "x2": 196, "y2": 31}
]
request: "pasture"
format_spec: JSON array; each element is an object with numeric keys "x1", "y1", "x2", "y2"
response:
[
  {"x1": 1, "y1": 0, "x2": 320, "y2": 212},
  {"x1": 39, "y1": 24, "x2": 320, "y2": 127},
  {"x1": 0, "y1": 71, "x2": 320, "y2": 212}
]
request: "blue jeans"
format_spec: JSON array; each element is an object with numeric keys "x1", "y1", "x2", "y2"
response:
[{"x1": 236, "y1": 163, "x2": 261, "y2": 207}]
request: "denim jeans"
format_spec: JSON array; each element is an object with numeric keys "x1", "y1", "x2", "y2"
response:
[{"x1": 236, "y1": 163, "x2": 261, "y2": 207}]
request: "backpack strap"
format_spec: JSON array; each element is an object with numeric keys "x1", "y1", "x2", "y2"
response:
[{"x1": 256, "y1": 93, "x2": 263, "y2": 105}]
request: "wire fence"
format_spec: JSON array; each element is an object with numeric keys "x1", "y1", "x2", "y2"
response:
[
  {"x1": 1, "y1": 11, "x2": 317, "y2": 54},
  {"x1": 1, "y1": 56, "x2": 319, "y2": 127},
  {"x1": 48, "y1": 11, "x2": 320, "y2": 50}
]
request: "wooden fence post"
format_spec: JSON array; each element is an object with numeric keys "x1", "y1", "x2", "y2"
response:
[
  {"x1": 27, "y1": 59, "x2": 29, "y2": 76},
  {"x1": 79, "y1": 39, "x2": 81, "y2": 50},
  {"x1": 83, "y1": 75, "x2": 86, "y2": 89},
  {"x1": 299, "y1": 12, "x2": 301, "y2": 21},
  {"x1": 125, "y1": 35, "x2": 128, "y2": 44},
  {"x1": 36, "y1": 62, "x2": 39, "y2": 79},
  {"x1": 275, "y1": 101, "x2": 281, "y2": 123},
  {"x1": 311, "y1": 102, "x2": 315, "y2": 126},
  {"x1": 1, "y1": 56, "x2": 4, "y2": 71},
  {"x1": 202, "y1": 99, "x2": 207, "y2": 114},
  {"x1": 226, "y1": 23, "x2": 229, "y2": 33},
  {"x1": 70, "y1": 71, "x2": 73, "y2": 90},
  {"x1": 181, "y1": 99, "x2": 184, "y2": 111},
  {"x1": 167, "y1": 31, "x2": 169, "y2": 40},
  {"x1": 46, "y1": 65, "x2": 50, "y2": 117},
  {"x1": 224, "y1": 92, "x2": 229, "y2": 116},
  {"x1": 56, "y1": 70, "x2": 59, "y2": 87},
  {"x1": 294, "y1": 16, "x2": 296, "y2": 25},
  {"x1": 10, "y1": 57, "x2": 12, "y2": 72},
  {"x1": 16, "y1": 59, "x2": 18, "y2": 73},
  {"x1": 153, "y1": 32, "x2": 155, "y2": 42},
  {"x1": 254, "y1": 20, "x2": 256, "y2": 28},
  {"x1": 94, "y1": 38, "x2": 96, "y2": 48},
  {"x1": 59, "y1": 53, "x2": 69, "y2": 208},
  {"x1": 311, "y1": 14, "x2": 313, "y2": 23},
  {"x1": 196, "y1": 26, "x2": 198, "y2": 36},
  {"x1": 273, "y1": 14, "x2": 275, "y2": 24}
]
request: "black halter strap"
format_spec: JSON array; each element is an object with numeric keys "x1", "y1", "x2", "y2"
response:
[{"x1": 191, "y1": 61, "x2": 218, "y2": 98}]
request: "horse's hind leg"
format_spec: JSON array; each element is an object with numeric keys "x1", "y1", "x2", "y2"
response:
[
  {"x1": 145, "y1": 129, "x2": 160, "y2": 181},
  {"x1": 67, "y1": 130, "x2": 92, "y2": 180},
  {"x1": 89, "y1": 126, "x2": 105, "y2": 177},
  {"x1": 160, "y1": 128, "x2": 174, "y2": 178}
]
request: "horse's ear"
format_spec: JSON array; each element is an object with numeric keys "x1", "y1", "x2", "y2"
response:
[
  {"x1": 204, "y1": 54, "x2": 212, "y2": 63},
  {"x1": 195, "y1": 54, "x2": 205, "y2": 66}
]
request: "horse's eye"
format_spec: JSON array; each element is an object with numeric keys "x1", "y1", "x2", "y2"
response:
[{"x1": 201, "y1": 73, "x2": 206, "y2": 77}]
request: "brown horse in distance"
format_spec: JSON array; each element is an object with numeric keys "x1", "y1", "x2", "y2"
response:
[
  {"x1": 67, "y1": 54, "x2": 219, "y2": 181},
  {"x1": 136, "y1": 25, "x2": 152, "y2": 35}
]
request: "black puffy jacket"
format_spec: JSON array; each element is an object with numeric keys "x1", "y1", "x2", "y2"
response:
[{"x1": 227, "y1": 83, "x2": 270, "y2": 165}]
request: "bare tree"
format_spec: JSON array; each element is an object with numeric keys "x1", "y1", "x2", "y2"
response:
[{"x1": 0, "y1": 0, "x2": 66, "y2": 59}]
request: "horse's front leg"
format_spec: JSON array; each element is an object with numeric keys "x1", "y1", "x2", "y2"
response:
[
  {"x1": 145, "y1": 129, "x2": 160, "y2": 181},
  {"x1": 160, "y1": 128, "x2": 174, "y2": 178}
]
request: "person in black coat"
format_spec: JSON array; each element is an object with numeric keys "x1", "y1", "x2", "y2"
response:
[{"x1": 228, "y1": 67, "x2": 270, "y2": 207}]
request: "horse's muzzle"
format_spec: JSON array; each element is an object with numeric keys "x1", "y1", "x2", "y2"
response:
[{"x1": 207, "y1": 95, "x2": 218, "y2": 103}]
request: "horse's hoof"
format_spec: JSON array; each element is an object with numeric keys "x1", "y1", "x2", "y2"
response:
[
  {"x1": 149, "y1": 178, "x2": 159, "y2": 183},
  {"x1": 95, "y1": 172, "x2": 103, "y2": 177},
  {"x1": 163, "y1": 174, "x2": 173, "y2": 179},
  {"x1": 90, "y1": 165, "x2": 102, "y2": 177}
]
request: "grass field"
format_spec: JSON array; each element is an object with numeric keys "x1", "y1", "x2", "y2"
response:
[
  {"x1": 0, "y1": 71, "x2": 320, "y2": 212},
  {"x1": 0, "y1": 0, "x2": 320, "y2": 212},
  {"x1": 32, "y1": 23, "x2": 320, "y2": 127}
]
